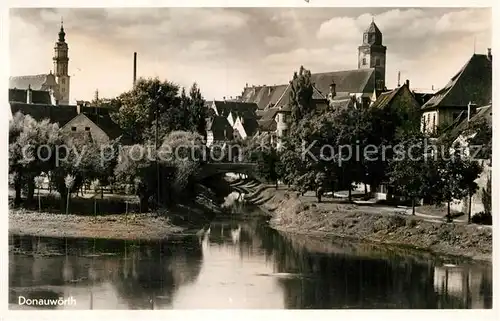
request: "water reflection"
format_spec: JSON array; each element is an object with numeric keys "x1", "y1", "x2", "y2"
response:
[{"x1": 9, "y1": 220, "x2": 492, "y2": 309}]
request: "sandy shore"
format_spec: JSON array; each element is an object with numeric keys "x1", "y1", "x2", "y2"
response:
[{"x1": 8, "y1": 209, "x2": 203, "y2": 241}]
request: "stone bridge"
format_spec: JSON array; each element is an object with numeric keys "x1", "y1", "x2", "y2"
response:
[{"x1": 196, "y1": 162, "x2": 262, "y2": 181}]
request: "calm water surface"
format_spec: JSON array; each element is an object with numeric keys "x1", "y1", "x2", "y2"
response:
[{"x1": 9, "y1": 220, "x2": 492, "y2": 309}]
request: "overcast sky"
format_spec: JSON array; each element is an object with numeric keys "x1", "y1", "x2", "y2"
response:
[{"x1": 9, "y1": 7, "x2": 491, "y2": 103}]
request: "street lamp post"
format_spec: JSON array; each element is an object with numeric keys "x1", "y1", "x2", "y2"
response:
[{"x1": 156, "y1": 88, "x2": 161, "y2": 207}]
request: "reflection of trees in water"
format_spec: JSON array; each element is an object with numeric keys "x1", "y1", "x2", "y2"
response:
[
  {"x1": 9, "y1": 235, "x2": 203, "y2": 309},
  {"x1": 229, "y1": 222, "x2": 493, "y2": 309}
]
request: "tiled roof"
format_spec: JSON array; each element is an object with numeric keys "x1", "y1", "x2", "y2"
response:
[
  {"x1": 240, "y1": 117, "x2": 259, "y2": 137},
  {"x1": 9, "y1": 74, "x2": 52, "y2": 90},
  {"x1": 259, "y1": 107, "x2": 279, "y2": 120},
  {"x1": 82, "y1": 111, "x2": 123, "y2": 140},
  {"x1": 10, "y1": 102, "x2": 78, "y2": 127},
  {"x1": 422, "y1": 54, "x2": 492, "y2": 110},
  {"x1": 207, "y1": 115, "x2": 233, "y2": 141},
  {"x1": 441, "y1": 105, "x2": 492, "y2": 148},
  {"x1": 9, "y1": 88, "x2": 52, "y2": 104},
  {"x1": 240, "y1": 68, "x2": 375, "y2": 110},
  {"x1": 9, "y1": 102, "x2": 123, "y2": 140},
  {"x1": 213, "y1": 100, "x2": 258, "y2": 118},
  {"x1": 258, "y1": 118, "x2": 277, "y2": 132},
  {"x1": 239, "y1": 85, "x2": 288, "y2": 110},
  {"x1": 371, "y1": 86, "x2": 405, "y2": 109}
]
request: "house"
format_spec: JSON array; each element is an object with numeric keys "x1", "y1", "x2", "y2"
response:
[
  {"x1": 206, "y1": 115, "x2": 234, "y2": 146},
  {"x1": 370, "y1": 80, "x2": 421, "y2": 113},
  {"x1": 441, "y1": 104, "x2": 492, "y2": 216},
  {"x1": 421, "y1": 50, "x2": 492, "y2": 135},
  {"x1": 205, "y1": 100, "x2": 260, "y2": 144},
  {"x1": 9, "y1": 100, "x2": 124, "y2": 144},
  {"x1": 239, "y1": 20, "x2": 388, "y2": 111}
]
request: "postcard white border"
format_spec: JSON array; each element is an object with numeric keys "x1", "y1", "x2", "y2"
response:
[{"x1": 1, "y1": 1, "x2": 498, "y2": 321}]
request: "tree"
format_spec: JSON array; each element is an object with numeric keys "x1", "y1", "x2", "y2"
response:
[
  {"x1": 389, "y1": 131, "x2": 437, "y2": 215},
  {"x1": 289, "y1": 66, "x2": 314, "y2": 124},
  {"x1": 188, "y1": 83, "x2": 207, "y2": 139},
  {"x1": 111, "y1": 78, "x2": 182, "y2": 144},
  {"x1": 434, "y1": 148, "x2": 482, "y2": 219}
]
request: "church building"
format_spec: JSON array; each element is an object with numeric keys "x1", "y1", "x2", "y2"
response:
[{"x1": 9, "y1": 21, "x2": 71, "y2": 105}]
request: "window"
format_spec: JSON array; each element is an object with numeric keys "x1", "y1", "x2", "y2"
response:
[
  {"x1": 362, "y1": 58, "x2": 367, "y2": 66},
  {"x1": 85, "y1": 127, "x2": 90, "y2": 131},
  {"x1": 364, "y1": 34, "x2": 368, "y2": 43},
  {"x1": 281, "y1": 129, "x2": 288, "y2": 137},
  {"x1": 71, "y1": 126, "x2": 76, "y2": 131},
  {"x1": 375, "y1": 58, "x2": 380, "y2": 66},
  {"x1": 432, "y1": 115, "x2": 436, "y2": 132},
  {"x1": 62, "y1": 88, "x2": 65, "y2": 92},
  {"x1": 61, "y1": 78, "x2": 65, "y2": 84}
]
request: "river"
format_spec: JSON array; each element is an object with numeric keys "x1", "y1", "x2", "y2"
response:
[{"x1": 9, "y1": 219, "x2": 492, "y2": 309}]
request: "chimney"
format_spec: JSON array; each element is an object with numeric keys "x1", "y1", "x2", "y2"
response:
[
  {"x1": 76, "y1": 103, "x2": 81, "y2": 114},
  {"x1": 26, "y1": 85, "x2": 33, "y2": 104},
  {"x1": 432, "y1": 85, "x2": 434, "y2": 91},
  {"x1": 468, "y1": 101, "x2": 477, "y2": 121},
  {"x1": 405, "y1": 79, "x2": 410, "y2": 89},
  {"x1": 223, "y1": 96, "x2": 226, "y2": 101},
  {"x1": 329, "y1": 80, "x2": 336, "y2": 98},
  {"x1": 268, "y1": 87, "x2": 272, "y2": 95},
  {"x1": 397, "y1": 71, "x2": 401, "y2": 87},
  {"x1": 487, "y1": 48, "x2": 492, "y2": 60},
  {"x1": 133, "y1": 52, "x2": 137, "y2": 86}
]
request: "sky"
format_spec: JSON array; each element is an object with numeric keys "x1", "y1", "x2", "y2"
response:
[{"x1": 9, "y1": 7, "x2": 492, "y2": 103}]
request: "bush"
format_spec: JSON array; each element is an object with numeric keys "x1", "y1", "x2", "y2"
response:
[{"x1": 471, "y1": 211, "x2": 492, "y2": 225}]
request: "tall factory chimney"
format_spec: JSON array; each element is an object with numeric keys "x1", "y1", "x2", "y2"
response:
[{"x1": 133, "y1": 52, "x2": 137, "y2": 86}]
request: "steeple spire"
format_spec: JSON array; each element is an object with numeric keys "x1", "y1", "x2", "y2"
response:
[{"x1": 58, "y1": 17, "x2": 66, "y2": 42}]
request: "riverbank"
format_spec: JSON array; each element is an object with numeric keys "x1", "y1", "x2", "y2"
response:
[
  {"x1": 8, "y1": 183, "x2": 223, "y2": 241},
  {"x1": 233, "y1": 180, "x2": 492, "y2": 261}
]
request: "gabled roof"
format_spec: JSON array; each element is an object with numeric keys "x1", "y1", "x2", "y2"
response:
[
  {"x1": 239, "y1": 117, "x2": 259, "y2": 137},
  {"x1": 239, "y1": 68, "x2": 376, "y2": 110},
  {"x1": 441, "y1": 105, "x2": 492, "y2": 144},
  {"x1": 259, "y1": 107, "x2": 279, "y2": 120},
  {"x1": 83, "y1": 112, "x2": 123, "y2": 140},
  {"x1": 9, "y1": 88, "x2": 52, "y2": 104},
  {"x1": 212, "y1": 100, "x2": 258, "y2": 118},
  {"x1": 258, "y1": 118, "x2": 277, "y2": 132},
  {"x1": 10, "y1": 102, "x2": 78, "y2": 127},
  {"x1": 9, "y1": 102, "x2": 123, "y2": 140},
  {"x1": 207, "y1": 115, "x2": 233, "y2": 141},
  {"x1": 422, "y1": 54, "x2": 492, "y2": 110},
  {"x1": 9, "y1": 74, "x2": 54, "y2": 90},
  {"x1": 240, "y1": 85, "x2": 288, "y2": 109},
  {"x1": 371, "y1": 86, "x2": 405, "y2": 109}
]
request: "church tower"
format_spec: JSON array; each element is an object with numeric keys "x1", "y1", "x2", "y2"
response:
[
  {"x1": 358, "y1": 19, "x2": 387, "y2": 91},
  {"x1": 53, "y1": 20, "x2": 70, "y2": 105}
]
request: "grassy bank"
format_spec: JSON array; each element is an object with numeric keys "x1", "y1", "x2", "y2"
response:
[
  {"x1": 9, "y1": 183, "x2": 224, "y2": 241},
  {"x1": 234, "y1": 180, "x2": 492, "y2": 261}
]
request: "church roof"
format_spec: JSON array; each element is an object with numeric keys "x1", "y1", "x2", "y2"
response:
[
  {"x1": 9, "y1": 74, "x2": 53, "y2": 90},
  {"x1": 422, "y1": 54, "x2": 492, "y2": 110},
  {"x1": 365, "y1": 21, "x2": 382, "y2": 34},
  {"x1": 240, "y1": 68, "x2": 375, "y2": 110},
  {"x1": 9, "y1": 88, "x2": 52, "y2": 104}
]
